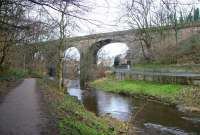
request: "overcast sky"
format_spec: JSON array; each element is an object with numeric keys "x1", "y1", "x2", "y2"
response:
[
  {"x1": 41, "y1": 0, "x2": 200, "y2": 37},
  {"x1": 75, "y1": 0, "x2": 200, "y2": 36},
  {"x1": 76, "y1": 0, "x2": 129, "y2": 36}
]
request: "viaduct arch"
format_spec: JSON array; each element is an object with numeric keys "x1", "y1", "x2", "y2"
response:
[
  {"x1": 68, "y1": 30, "x2": 141, "y2": 88},
  {"x1": 11, "y1": 25, "x2": 200, "y2": 88}
]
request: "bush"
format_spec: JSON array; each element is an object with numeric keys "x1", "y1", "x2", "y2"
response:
[
  {"x1": 27, "y1": 69, "x2": 43, "y2": 78},
  {"x1": 0, "y1": 66, "x2": 28, "y2": 81},
  {"x1": 177, "y1": 33, "x2": 200, "y2": 64},
  {"x1": 178, "y1": 87, "x2": 200, "y2": 107},
  {"x1": 0, "y1": 65, "x2": 42, "y2": 81}
]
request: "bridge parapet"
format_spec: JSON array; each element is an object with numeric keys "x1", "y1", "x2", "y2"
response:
[{"x1": 114, "y1": 68, "x2": 200, "y2": 86}]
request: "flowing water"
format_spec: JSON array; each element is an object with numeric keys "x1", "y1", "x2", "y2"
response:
[{"x1": 67, "y1": 80, "x2": 200, "y2": 135}]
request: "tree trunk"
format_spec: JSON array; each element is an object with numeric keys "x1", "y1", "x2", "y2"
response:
[
  {"x1": 139, "y1": 40, "x2": 149, "y2": 61},
  {"x1": 140, "y1": 38, "x2": 153, "y2": 63},
  {"x1": 57, "y1": 11, "x2": 65, "y2": 91},
  {"x1": 145, "y1": 45, "x2": 153, "y2": 63},
  {"x1": 0, "y1": 44, "x2": 9, "y2": 66},
  {"x1": 57, "y1": 37, "x2": 65, "y2": 90},
  {"x1": 57, "y1": 56, "x2": 63, "y2": 90},
  {"x1": 174, "y1": 28, "x2": 178, "y2": 45}
]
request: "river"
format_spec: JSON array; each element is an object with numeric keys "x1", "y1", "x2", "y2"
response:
[{"x1": 67, "y1": 80, "x2": 200, "y2": 135}]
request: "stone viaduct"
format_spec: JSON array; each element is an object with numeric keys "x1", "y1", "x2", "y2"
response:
[
  {"x1": 69, "y1": 29, "x2": 141, "y2": 87},
  {"x1": 11, "y1": 24, "x2": 200, "y2": 88},
  {"x1": 55, "y1": 29, "x2": 142, "y2": 88}
]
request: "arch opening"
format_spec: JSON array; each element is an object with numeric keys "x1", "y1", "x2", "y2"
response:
[
  {"x1": 32, "y1": 51, "x2": 46, "y2": 75},
  {"x1": 80, "y1": 40, "x2": 131, "y2": 88},
  {"x1": 64, "y1": 47, "x2": 80, "y2": 79},
  {"x1": 97, "y1": 43, "x2": 129, "y2": 67},
  {"x1": 92, "y1": 42, "x2": 130, "y2": 78}
]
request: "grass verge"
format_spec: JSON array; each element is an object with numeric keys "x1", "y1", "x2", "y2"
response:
[
  {"x1": 90, "y1": 78, "x2": 182, "y2": 103},
  {"x1": 37, "y1": 78, "x2": 128, "y2": 135},
  {"x1": 90, "y1": 78, "x2": 200, "y2": 108}
]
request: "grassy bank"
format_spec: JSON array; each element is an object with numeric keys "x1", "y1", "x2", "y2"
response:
[
  {"x1": 90, "y1": 78, "x2": 200, "y2": 108},
  {"x1": 90, "y1": 78, "x2": 182, "y2": 103},
  {"x1": 37, "y1": 78, "x2": 128, "y2": 135}
]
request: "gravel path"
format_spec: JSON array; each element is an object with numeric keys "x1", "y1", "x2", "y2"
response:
[{"x1": 0, "y1": 78, "x2": 43, "y2": 135}]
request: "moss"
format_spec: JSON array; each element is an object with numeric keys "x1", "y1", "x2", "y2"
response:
[{"x1": 38, "y1": 78, "x2": 126, "y2": 135}]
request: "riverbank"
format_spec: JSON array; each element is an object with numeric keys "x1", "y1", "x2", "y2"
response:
[
  {"x1": 37, "y1": 78, "x2": 129, "y2": 135},
  {"x1": 90, "y1": 78, "x2": 200, "y2": 113}
]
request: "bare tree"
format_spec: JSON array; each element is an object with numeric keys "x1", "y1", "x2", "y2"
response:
[
  {"x1": 64, "y1": 47, "x2": 80, "y2": 79},
  {"x1": 0, "y1": 0, "x2": 44, "y2": 66},
  {"x1": 161, "y1": 0, "x2": 179, "y2": 44},
  {"x1": 160, "y1": 0, "x2": 197, "y2": 44},
  {"x1": 125, "y1": 0, "x2": 155, "y2": 62},
  {"x1": 36, "y1": 0, "x2": 90, "y2": 90}
]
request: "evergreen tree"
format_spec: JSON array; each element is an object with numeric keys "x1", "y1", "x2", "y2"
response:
[
  {"x1": 187, "y1": 12, "x2": 193, "y2": 22},
  {"x1": 179, "y1": 11, "x2": 184, "y2": 24},
  {"x1": 194, "y1": 8, "x2": 200, "y2": 21}
]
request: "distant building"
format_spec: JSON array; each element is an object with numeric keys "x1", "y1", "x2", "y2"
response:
[{"x1": 114, "y1": 50, "x2": 131, "y2": 69}]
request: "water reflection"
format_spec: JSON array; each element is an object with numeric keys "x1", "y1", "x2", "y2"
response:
[
  {"x1": 68, "y1": 88, "x2": 82, "y2": 100},
  {"x1": 96, "y1": 90, "x2": 131, "y2": 120},
  {"x1": 67, "y1": 80, "x2": 200, "y2": 135},
  {"x1": 68, "y1": 82, "x2": 132, "y2": 120}
]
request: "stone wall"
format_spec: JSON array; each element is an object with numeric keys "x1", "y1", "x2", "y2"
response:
[{"x1": 115, "y1": 69, "x2": 200, "y2": 86}]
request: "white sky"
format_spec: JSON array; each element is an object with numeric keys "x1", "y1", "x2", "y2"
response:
[
  {"x1": 76, "y1": 0, "x2": 129, "y2": 36},
  {"x1": 97, "y1": 43, "x2": 128, "y2": 58},
  {"x1": 39, "y1": 0, "x2": 200, "y2": 37},
  {"x1": 64, "y1": 47, "x2": 80, "y2": 60},
  {"x1": 35, "y1": 0, "x2": 200, "y2": 37},
  {"x1": 74, "y1": 0, "x2": 200, "y2": 36},
  {"x1": 97, "y1": 43, "x2": 129, "y2": 65}
]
